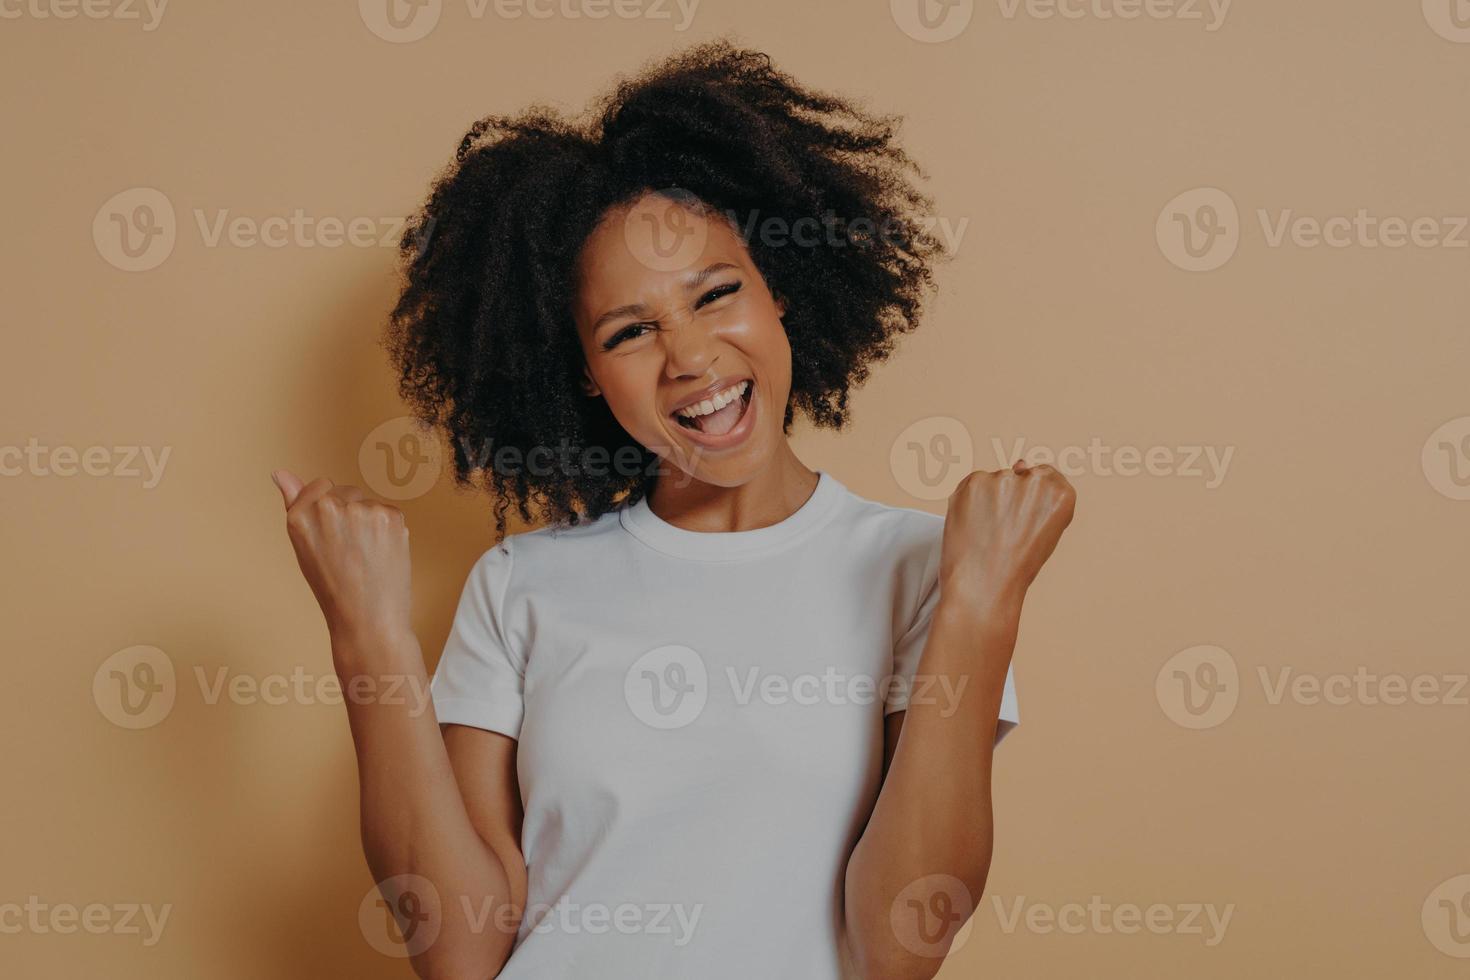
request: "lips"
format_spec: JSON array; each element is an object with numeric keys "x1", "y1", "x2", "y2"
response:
[{"x1": 668, "y1": 377, "x2": 757, "y2": 448}]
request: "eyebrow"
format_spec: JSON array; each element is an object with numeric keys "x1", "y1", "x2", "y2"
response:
[{"x1": 590, "y1": 262, "x2": 740, "y2": 335}]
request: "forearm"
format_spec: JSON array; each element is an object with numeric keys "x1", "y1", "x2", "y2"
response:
[
  {"x1": 842, "y1": 595, "x2": 1021, "y2": 980},
  {"x1": 334, "y1": 629, "x2": 522, "y2": 980}
]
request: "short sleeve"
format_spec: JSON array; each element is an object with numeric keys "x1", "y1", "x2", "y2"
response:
[
  {"x1": 429, "y1": 538, "x2": 526, "y2": 739},
  {"x1": 886, "y1": 553, "x2": 1021, "y2": 743}
]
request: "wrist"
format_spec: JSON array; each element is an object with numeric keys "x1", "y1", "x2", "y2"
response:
[
  {"x1": 328, "y1": 620, "x2": 421, "y2": 674},
  {"x1": 934, "y1": 586, "x2": 1025, "y2": 638}
]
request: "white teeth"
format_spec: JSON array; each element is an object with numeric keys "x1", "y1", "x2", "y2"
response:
[{"x1": 676, "y1": 380, "x2": 750, "y2": 419}]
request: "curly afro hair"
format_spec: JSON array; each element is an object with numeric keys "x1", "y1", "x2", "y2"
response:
[{"x1": 387, "y1": 40, "x2": 947, "y2": 538}]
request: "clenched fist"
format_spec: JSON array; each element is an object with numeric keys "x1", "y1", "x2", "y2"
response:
[
  {"x1": 272, "y1": 469, "x2": 413, "y2": 642},
  {"x1": 939, "y1": 460, "x2": 1076, "y2": 616}
]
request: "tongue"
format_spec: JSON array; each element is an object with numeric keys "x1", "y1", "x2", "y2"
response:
[{"x1": 698, "y1": 396, "x2": 744, "y2": 436}]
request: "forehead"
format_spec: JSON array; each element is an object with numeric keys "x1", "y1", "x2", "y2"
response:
[{"x1": 574, "y1": 195, "x2": 750, "y2": 320}]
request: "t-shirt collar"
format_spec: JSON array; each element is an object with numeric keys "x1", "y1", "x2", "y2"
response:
[{"x1": 618, "y1": 470, "x2": 845, "y2": 562}]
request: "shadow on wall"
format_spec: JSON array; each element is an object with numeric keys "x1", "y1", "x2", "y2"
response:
[{"x1": 206, "y1": 270, "x2": 509, "y2": 978}]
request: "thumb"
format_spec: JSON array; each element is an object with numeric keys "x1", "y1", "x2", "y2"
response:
[{"x1": 271, "y1": 469, "x2": 306, "y2": 510}]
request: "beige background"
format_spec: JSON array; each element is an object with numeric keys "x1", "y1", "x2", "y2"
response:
[{"x1": 4, "y1": 0, "x2": 1468, "y2": 976}]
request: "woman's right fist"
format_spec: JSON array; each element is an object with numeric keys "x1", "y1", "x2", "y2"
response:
[{"x1": 272, "y1": 469, "x2": 413, "y2": 641}]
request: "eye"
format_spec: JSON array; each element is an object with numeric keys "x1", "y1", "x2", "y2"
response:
[
  {"x1": 695, "y1": 281, "x2": 742, "y2": 309},
  {"x1": 602, "y1": 323, "x2": 654, "y2": 351}
]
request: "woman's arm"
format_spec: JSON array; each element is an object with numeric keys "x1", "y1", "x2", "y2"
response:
[
  {"x1": 273, "y1": 471, "x2": 526, "y2": 980},
  {"x1": 337, "y1": 630, "x2": 526, "y2": 979},
  {"x1": 842, "y1": 463, "x2": 1074, "y2": 980},
  {"x1": 843, "y1": 600, "x2": 1018, "y2": 980}
]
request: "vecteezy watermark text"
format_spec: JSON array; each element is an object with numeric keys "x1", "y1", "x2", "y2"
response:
[
  {"x1": 358, "y1": 0, "x2": 700, "y2": 44},
  {"x1": 992, "y1": 436, "x2": 1234, "y2": 488},
  {"x1": 93, "y1": 645, "x2": 433, "y2": 729},
  {"x1": 1157, "y1": 644, "x2": 1470, "y2": 729},
  {"x1": 93, "y1": 187, "x2": 433, "y2": 272},
  {"x1": 623, "y1": 645, "x2": 968, "y2": 729},
  {"x1": 1158, "y1": 187, "x2": 1470, "y2": 272},
  {"x1": 0, "y1": 439, "x2": 170, "y2": 488},
  {"x1": 0, "y1": 0, "x2": 168, "y2": 30},
  {"x1": 991, "y1": 894, "x2": 1234, "y2": 946},
  {"x1": 359, "y1": 874, "x2": 702, "y2": 959},
  {"x1": 0, "y1": 897, "x2": 171, "y2": 946}
]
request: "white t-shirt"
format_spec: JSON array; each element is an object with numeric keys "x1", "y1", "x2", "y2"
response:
[{"x1": 430, "y1": 470, "x2": 1020, "y2": 979}]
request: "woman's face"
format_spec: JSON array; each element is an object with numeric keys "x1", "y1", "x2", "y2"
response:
[{"x1": 573, "y1": 192, "x2": 790, "y2": 488}]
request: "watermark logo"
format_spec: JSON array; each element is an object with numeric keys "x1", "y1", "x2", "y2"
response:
[
  {"x1": 0, "y1": 897, "x2": 172, "y2": 946},
  {"x1": 622, "y1": 189, "x2": 710, "y2": 274},
  {"x1": 1157, "y1": 187, "x2": 1239, "y2": 272},
  {"x1": 360, "y1": 416, "x2": 443, "y2": 501},
  {"x1": 1423, "y1": 874, "x2": 1470, "y2": 958},
  {"x1": 1156, "y1": 644, "x2": 1238, "y2": 729},
  {"x1": 94, "y1": 188, "x2": 176, "y2": 272},
  {"x1": 1258, "y1": 666, "x2": 1467, "y2": 708},
  {"x1": 1256, "y1": 209, "x2": 1468, "y2": 250},
  {"x1": 1423, "y1": 0, "x2": 1470, "y2": 43},
  {"x1": 890, "y1": 874, "x2": 975, "y2": 958},
  {"x1": 93, "y1": 645, "x2": 176, "y2": 730},
  {"x1": 995, "y1": 0, "x2": 1230, "y2": 30},
  {"x1": 359, "y1": 0, "x2": 442, "y2": 42},
  {"x1": 361, "y1": 0, "x2": 698, "y2": 43},
  {"x1": 360, "y1": 874, "x2": 441, "y2": 958},
  {"x1": 456, "y1": 435, "x2": 688, "y2": 485},
  {"x1": 722, "y1": 209, "x2": 969, "y2": 257},
  {"x1": 192, "y1": 666, "x2": 433, "y2": 714},
  {"x1": 93, "y1": 188, "x2": 432, "y2": 271},
  {"x1": 992, "y1": 895, "x2": 1234, "y2": 945},
  {"x1": 94, "y1": 648, "x2": 433, "y2": 725},
  {"x1": 1159, "y1": 647, "x2": 1467, "y2": 728},
  {"x1": 0, "y1": 440, "x2": 171, "y2": 487},
  {"x1": 624, "y1": 654, "x2": 961, "y2": 726},
  {"x1": 992, "y1": 436, "x2": 1233, "y2": 488},
  {"x1": 1162, "y1": 187, "x2": 1470, "y2": 270},
  {"x1": 891, "y1": 0, "x2": 974, "y2": 42},
  {"x1": 624, "y1": 644, "x2": 708, "y2": 729},
  {"x1": 519, "y1": 897, "x2": 702, "y2": 944},
  {"x1": 890, "y1": 416, "x2": 975, "y2": 501},
  {"x1": 727, "y1": 667, "x2": 966, "y2": 715},
  {"x1": 1422, "y1": 416, "x2": 1470, "y2": 500},
  {"x1": 0, "y1": 0, "x2": 168, "y2": 30}
]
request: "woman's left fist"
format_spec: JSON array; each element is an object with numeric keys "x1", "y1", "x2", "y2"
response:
[{"x1": 938, "y1": 460, "x2": 1076, "y2": 611}]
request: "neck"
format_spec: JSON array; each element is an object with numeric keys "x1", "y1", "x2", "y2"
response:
[{"x1": 646, "y1": 443, "x2": 819, "y2": 533}]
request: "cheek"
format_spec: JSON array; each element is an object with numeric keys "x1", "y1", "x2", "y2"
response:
[
  {"x1": 594, "y1": 358, "x2": 666, "y2": 435},
  {"x1": 739, "y1": 311, "x2": 792, "y2": 388},
  {"x1": 720, "y1": 301, "x2": 789, "y2": 359}
]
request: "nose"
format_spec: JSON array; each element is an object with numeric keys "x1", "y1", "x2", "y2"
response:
[{"x1": 661, "y1": 315, "x2": 719, "y2": 382}]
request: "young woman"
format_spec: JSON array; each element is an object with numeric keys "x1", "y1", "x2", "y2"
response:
[{"x1": 272, "y1": 42, "x2": 1074, "y2": 980}]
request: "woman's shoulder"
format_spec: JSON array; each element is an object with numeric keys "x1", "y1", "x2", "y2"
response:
[
  {"x1": 486, "y1": 504, "x2": 627, "y2": 567},
  {"x1": 824, "y1": 480, "x2": 945, "y2": 578},
  {"x1": 456, "y1": 507, "x2": 627, "y2": 613},
  {"x1": 834, "y1": 481, "x2": 944, "y2": 540}
]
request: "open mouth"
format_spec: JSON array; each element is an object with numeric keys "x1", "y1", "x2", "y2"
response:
[{"x1": 672, "y1": 379, "x2": 754, "y2": 438}]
